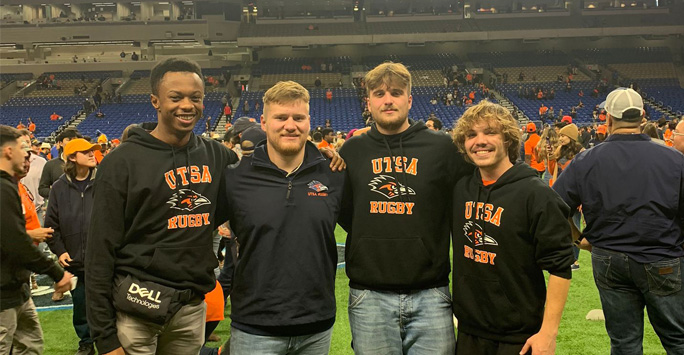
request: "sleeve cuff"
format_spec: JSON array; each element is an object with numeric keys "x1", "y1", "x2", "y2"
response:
[
  {"x1": 549, "y1": 267, "x2": 572, "y2": 280},
  {"x1": 47, "y1": 264, "x2": 65, "y2": 283}
]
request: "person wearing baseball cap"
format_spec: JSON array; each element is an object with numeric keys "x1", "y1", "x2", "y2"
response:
[
  {"x1": 232, "y1": 116, "x2": 259, "y2": 135},
  {"x1": 553, "y1": 87, "x2": 684, "y2": 354},
  {"x1": 45, "y1": 138, "x2": 100, "y2": 355},
  {"x1": 39, "y1": 128, "x2": 82, "y2": 199},
  {"x1": 40, "y1": 142, "x2": 51, "y2": 159},
  {"x1": 588, "y1": 125, "x2": 607, "y2": 149},
  {"x1": 523, "y1": 122, "x2": 545, "y2": 176},
  {"x1": 238, "y1": 126, "x2": 266, "y2": 156}
]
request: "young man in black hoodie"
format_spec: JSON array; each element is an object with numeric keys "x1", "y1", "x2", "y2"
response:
[
  {"x1": 338, "y1": 62, "x2": 471, "y2": 354},
  {"x1": 452, "y1": 101, "x2": 574, "y2": 355},
  {"x1": 220, "y1": 80, "x2": 345, "y2": 354},
  {"x1": 85, "y1": 58, "x2": 239, "y2": 355},
  {"x1": 0, "y1": 125, "x2": 73, "y2": 354}
]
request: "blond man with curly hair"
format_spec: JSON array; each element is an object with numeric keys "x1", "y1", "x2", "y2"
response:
[{"x1": 451, "y1": 100, "x2": 574, "y2": 355}]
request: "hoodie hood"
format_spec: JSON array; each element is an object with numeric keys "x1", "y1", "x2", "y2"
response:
[
  {"x1": 471, "y1": 162, "x2": 539, "y2": 190},
  {"x1": 367, "y1": 118, "x2": 427, "y2": 142},
  {"x1": 124, "y1": 123, "x2": 198, "y2": 152}
]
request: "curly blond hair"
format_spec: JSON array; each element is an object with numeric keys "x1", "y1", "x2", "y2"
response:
[{"x1": 453, "y1": 100, "x2": 522, "y2": 164}]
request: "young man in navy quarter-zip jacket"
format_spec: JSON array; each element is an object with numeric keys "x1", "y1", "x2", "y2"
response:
[{"x1": 219, "y1": 81, "x2": 345, "y2": 355}]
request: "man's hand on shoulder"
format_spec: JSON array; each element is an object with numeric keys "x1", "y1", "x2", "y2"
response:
[{"x1": 319, "y1": 147, "x2": 346, "y2": 172}]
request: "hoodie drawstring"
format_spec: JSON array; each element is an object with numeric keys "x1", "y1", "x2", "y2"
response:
[{"x1": 382, "y1": 138, "x2": 406, "y2": 203}]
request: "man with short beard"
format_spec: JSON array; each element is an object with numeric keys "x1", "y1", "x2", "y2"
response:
[
  {"x1": 219, "y1": 81, "x2": 345, "y2": 354},
  {"x1": 338, "y1": 62, "x2": 471, "y2": 354}
]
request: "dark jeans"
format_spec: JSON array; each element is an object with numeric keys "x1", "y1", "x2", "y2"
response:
[
  {"x1": 591, "y1": 247, "x2": 684, "y2": 355},
  {"x1": 71, "y1": 272, "x2": 93, "y2": 346}
]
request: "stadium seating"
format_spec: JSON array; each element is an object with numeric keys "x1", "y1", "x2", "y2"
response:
[
  {"x1": 0, "y1": 97, "x2": 82, "y2": 139},
  {"x1": 76, "y1": 92, "x2": 227, "y2": 139},
  {"x1": 500, "y1": 81, "x2": 606, "y2": 125}
]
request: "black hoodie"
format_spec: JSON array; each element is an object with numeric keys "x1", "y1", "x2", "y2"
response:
[
  {"x1": 339, "y1": 119, "x2": 472, "y2": 290},
  {"x1": 1, "y1": 170, "x2": 64, "y2": 311},
  {"x1": 452, "y1": 163, "x2": 573, "y2": 343},
  {"x1": 85, "y1": 125, "x2": 238, "y2": 353}
]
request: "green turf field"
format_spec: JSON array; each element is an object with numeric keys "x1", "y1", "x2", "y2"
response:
[{"x1": 39, "y1": 226, "x2": 664, "y2": 354}]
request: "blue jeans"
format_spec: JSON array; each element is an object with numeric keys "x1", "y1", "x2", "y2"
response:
[
  {"x1": 71, "y1": 272, "x2": 93, "y2": 346},
  {"x1": 591, "y1": 247, "x2": 684, "y2": 355},
  {"x1": 230, "y1": 326, "x2": 333, "y2": 355},
  {"x1": 348, "y1": 286, "x2": 455, "y2": 355}
]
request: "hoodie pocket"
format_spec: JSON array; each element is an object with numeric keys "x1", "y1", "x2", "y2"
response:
[
  {"x1": 62, "y1": 232, "x2": 84, "y2": 268},
  {"x1": 347, "y1": 236, "x2": 434, "y2": 286},
  {"x1": 146, "y1": 245, "x2": 217, "y2": 284},
  {"x1": 454, "y1": 275, "x2": 522, "y2": 334}
]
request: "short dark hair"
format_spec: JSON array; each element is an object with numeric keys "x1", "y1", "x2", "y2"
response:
[
  {"x1": 428, "y1": 118, "x2": 443, "y2": 130},
  {"x1": 0, "y1": 125, "x2": 21, "y2": 147},
  {"x1": 56, "y1": 128, "x2": 82, "y2": 143},
  {"x1": 150, "y1": 57, "x2": 203, "y2": 96},
  {"x1": 620, "y1": 108, "x2": 643, "y2": 122},
  {"x1": 321, "y1": 128, "x2": 333, "y2": 136}
]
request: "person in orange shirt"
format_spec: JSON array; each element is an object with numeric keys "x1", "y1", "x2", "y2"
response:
[
  {"x1": 17, "y1": 121, "x2": 25, "y2": 130},
  {"x1": 598, "y1": 110, "x2": 606, "y2": 122},
  {"x1": 326, "y1": 89, "x2": 333, "y2": 103},
  {"x1": 663, "y1": 122, "x2": 675, "y2": 148},
  {"x1": 539, "y1": 104, "x2": 548, "y2": 119},
  {"x1": 50, "y1": 112, "x2": 62, "y2": 121},
  {"x1": 27, "y1": 118, "x2": 36, "y2": 134},
  {"x1": 524, "y1": 122, "x2": 545, "y2": 176},
  {"x1": 318, "y1": 128, "x2": 335, "y2": 149},
  {"x1": 16, "y1": 135, "x2": 53, "y2": 244}
]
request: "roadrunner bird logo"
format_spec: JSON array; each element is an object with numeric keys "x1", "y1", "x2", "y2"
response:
[
  {"x1": 463, "y1": 221, "x2": 499, "y2": 246},
  {"x1": 368, "y1": 175, "x2": 416, "y2": 199},
  {"x1": 167, "y1": 189, "x2": 211, "y2": 211}
]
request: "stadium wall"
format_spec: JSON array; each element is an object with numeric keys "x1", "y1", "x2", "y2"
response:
[
  {"x1": 255, "y1": 36, "x2": 682, "y2": 61},
  {"x1": 0, "y1": 19, "x2": 240, "y2": 45}
]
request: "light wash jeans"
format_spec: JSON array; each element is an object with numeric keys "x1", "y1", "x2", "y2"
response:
[
  {"x1": 230, "y1": 326, "x2": 333, "y2": 355},
  {"x1": 348, "y1": 286, "x2": 455, "y2": 355}
]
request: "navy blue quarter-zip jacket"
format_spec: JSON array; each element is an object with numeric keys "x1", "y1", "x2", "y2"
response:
[
  {"x1": 45, "y1": 170, "x2": 96, "y2": 273},
  {"x1": 220, "y1": 141, "x2": 345, "y2": 334}
]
